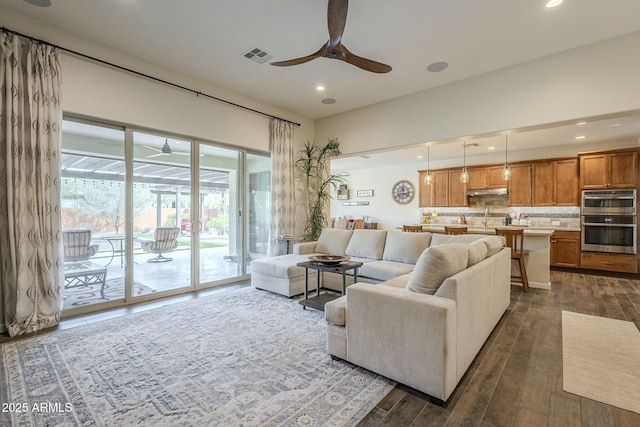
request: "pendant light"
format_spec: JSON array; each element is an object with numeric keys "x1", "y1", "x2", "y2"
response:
[
  {"x1": 459, "y1": 141, "x2": 469, "y2": 183},
  {"x1": 424, "y1": 145, "x2": 433, "y2": 185},
  {"x1": 502, "y1": 135, "x2": 512, "y2": 181}
]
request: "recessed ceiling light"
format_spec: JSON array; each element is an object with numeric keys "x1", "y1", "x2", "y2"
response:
[
  {"x1": 575, "y1": 136, "x2": 586, "y2": 140},
  {"x1": 321, "y1": 98, "x2": 336, "y2": 105},
  {"x1": 417, "y1": 155, "x2": 423, "y2": 159},
  {"x1": 488, "y1": 146, "x2": 496, "y2": 150},
  {"x1": 609, "y1": 123, "x2": 622, "y2": 127},
  {"x1": 576, "y1": 121, "x2": 587, "y2": 126},
  {"x1": 546, "y1": 0, "x2": 563, "y2": 8},
  {"x1": 316, "y1": 85, "x2": 325, "y2": 91},
  {"x1": 24, "y1": 0, "x2": 51, "y2": 6},
  {"x1": 427, "y1": 61, "x2": 448, "y2": 73}
]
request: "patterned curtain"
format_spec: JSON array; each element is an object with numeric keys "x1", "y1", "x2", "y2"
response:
[
  {"x1": 268, "y1": 119, "x2": 296, "y2": 257},
  {"x1": 0, "y1": 32, "x2": 63, "y2": 336}
]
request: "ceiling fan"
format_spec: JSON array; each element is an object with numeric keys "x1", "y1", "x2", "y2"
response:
[
  {"x1": 270, "y1": 0, "x2": 392, "y2": 74},
  {"x1": 142, "y1": 139, "x2": 189, "y2": 158}
]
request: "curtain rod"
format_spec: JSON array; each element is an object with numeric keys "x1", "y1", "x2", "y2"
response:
[{"x1": 0, "y1": 26, "x2": 301, "y2": 127}]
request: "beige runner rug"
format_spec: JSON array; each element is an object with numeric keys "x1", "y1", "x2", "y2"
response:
[{"x1": 562, "y1": 310, "x2": 640, "y2": 414}]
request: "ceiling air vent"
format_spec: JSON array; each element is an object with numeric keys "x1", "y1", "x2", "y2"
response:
[{"x1": 243, "y1": 47, "x2": 273, "y2": 65}]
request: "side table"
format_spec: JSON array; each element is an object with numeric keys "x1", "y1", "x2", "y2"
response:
[{"x1": 296, "y1": 260, "x2": 363, "y2": 311}]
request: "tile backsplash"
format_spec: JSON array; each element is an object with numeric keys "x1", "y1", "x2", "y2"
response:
[{"x1": 419, "y1": 206, "x2": 581, "y2": 229}]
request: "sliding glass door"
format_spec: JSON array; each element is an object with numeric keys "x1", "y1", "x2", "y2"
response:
[
  {"x1": 61, "y1": 116, "x2": 267, "y2": 313},
  {"x1": 198, "y1": 143, "x2": 243, "y2": 285},
  {"x1": 60, "y1": 120, "x2": 127, "y2": 310},
  {"x1": 131, "y1": 131, "x2": 192, "y2": 294}
]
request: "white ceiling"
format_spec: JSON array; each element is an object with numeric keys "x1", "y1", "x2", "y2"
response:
[{"x1": 3, "y1": 0, "x2": 640, "y2": 166}]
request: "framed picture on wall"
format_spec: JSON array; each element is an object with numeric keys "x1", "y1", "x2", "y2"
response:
[{"x1": 357, "y1": 189, "x2": 374, "y2": 197}]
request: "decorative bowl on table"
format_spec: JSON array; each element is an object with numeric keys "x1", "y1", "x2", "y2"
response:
[{"x1": 309, "y1": 255, "x2": 350, "y2": 265}]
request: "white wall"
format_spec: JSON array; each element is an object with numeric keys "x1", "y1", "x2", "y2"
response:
[{"x1": 316, "y1": 31, "x2": 640, "y2": 155}]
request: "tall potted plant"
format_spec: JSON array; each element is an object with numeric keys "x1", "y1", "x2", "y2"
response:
[{"x1": 296, "y1": 138, "x2": 347, "y2": 241}]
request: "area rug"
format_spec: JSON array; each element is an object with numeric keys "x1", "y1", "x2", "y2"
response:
[
  {"x1": 1, "y1": 287, "x2": 394, "y2": 426},
  {"x1": 562, "y1": 310, "x2": 640, "y2": 414},
  {"x1": 63, "y1": 278, "x2": 155, "y2": 308}
]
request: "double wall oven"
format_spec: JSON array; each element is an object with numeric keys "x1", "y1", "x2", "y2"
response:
[{"x1": 581, "y1": 189, "x2": 637, "y2": 254}]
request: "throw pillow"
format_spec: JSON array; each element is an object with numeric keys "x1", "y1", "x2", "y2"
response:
[
  {"x1": 315, "y1": 228, "x2": 353, "y2": 255},
  {"x1": 345, "y1": 229, "x2": 388, "y2": 260},
  {"x1": 467, "y1": 241, "x2": 488, "y2": 267},
  {"x1": 406, "y1": 243, "x2": 469, "y2": 295},
  {"x1": 382, "y1": 230, "x2": 432, "y2": 264},
  {"x1": 477, "y1": 236, "x2": 506, "y2": 257}
]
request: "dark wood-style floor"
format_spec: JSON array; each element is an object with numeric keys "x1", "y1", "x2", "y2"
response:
[{"x1": 357, "y1": 269, "x2": 640, "y2": 427}]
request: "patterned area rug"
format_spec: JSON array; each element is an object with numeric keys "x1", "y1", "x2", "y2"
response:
[
  {"x1": 63, "y1": 278, "x2": 155, "y2": 308},
  {"x1": 1, "y1": 287, "x2": 394, "y2": 426}
]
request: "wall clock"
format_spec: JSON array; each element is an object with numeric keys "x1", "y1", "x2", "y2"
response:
[{"x1": 391, "y1": 180, "x2": 415, "y2": 204}]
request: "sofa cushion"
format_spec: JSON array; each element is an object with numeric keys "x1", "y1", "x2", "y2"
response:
[
  {"x1": 251, "y1": 254, "x2": 320, "y2": 279},
  {"x1": 430, "y1": 233, "x2": 485, "y2": 246},
  {"x1": 345, "y1": 229, "x2": 388, "y2": 260},
  {"x1": 406, "y1": 243, "x2": 469, "y2": 295},
  {"x1": 325, "y1": 295, "x2": 346, "y2": 326},
  {"x1": 477, "y1": 236, "x2": 506, "y2": 257},
  {"x1": 383, "y1": 230, "x2": 432, "y2": 264},
  {"x1": 359, "y1": 260, "x2": 415, "y2": 282},
  {"x1": 315, "y1": 228, "x2": 353, "y2": 255},
  {"x1": 467, "y1": 241, "x2": 488, "y2": 267}
]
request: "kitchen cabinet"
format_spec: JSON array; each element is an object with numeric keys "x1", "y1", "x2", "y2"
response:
[
  {"x1": 579, "y1": 151, "x2": 638, "y2": 189},
  {"x1": 532, "y1": 159, "x2": 578, "y2": 206},
  {"x1": 448, "y1": 170, "x2": 467, "y2": 207},
  {"x1": 432, "y1": 170, "x2": 449, "y2": 207},
  {"x1": 508, "y1": 163, "x2": 532, "y2": 206},
  {"x1": 418, "y1": 171, "x2": 433, "y2": 207},
  {"x1": 418, "y1": 170, "x2": 448, "y2": 207},
  {"x1": 550, "y1": 231, "x2": 580, "y2": 267},
  {"x1": 580, "y1": 252, "x2": 638, "y2": 274},
  {"x1": 467, "y1": 166, "x2": 506, "y2": 190}
]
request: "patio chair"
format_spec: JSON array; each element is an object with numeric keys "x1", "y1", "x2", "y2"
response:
[
  {"x1": 62, "y1": 230, "x2": 100, "y2": 263},
  {"x1": 140, "y1": 227, "x2": 181, "y2": 263}
]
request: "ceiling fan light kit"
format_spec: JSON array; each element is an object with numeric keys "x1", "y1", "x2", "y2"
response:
[{"x1": 270, "y1": 0, "x2": 392, "y2": 74}]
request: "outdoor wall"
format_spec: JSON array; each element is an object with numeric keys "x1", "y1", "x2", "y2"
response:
[{"x1": 316, "y1": 31, "x2": 640, "y2": 155}]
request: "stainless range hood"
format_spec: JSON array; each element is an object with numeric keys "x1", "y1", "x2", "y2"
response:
[{"x1": 466, "y1": 187, "x2": 508, "y2": 197}]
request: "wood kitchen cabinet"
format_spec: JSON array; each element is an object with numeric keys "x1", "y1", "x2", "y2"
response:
[
  {"x1": 580, "y1": 252, "x2": 638, "y2": 274},
  {"x1": 532, "y1": 159, "x2": 578, "y2": 206},
  {"x1": 508, "y1": 163, "x2": 532, "y2": 206},
  {"x1": 418, "y1": 170, "x2": 449, "y2": 207},
  {"x1": 579, "y1": 151, "x2": 638, "y2": 189},
  {"x1": 550, "y1": 230, "x2": 580, "y2": 267},
  {"x1": 467, "y1": 166, "x2": 506, "y2": 189},
  {"x1": 448, "y1": 169, "x2": 467, "y2": 206}
]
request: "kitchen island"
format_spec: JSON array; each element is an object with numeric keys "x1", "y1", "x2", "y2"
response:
[{"x1": 421, "y1": 225, "x2": 554, "y2": 290}]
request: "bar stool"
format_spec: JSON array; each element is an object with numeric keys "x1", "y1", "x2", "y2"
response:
[
  {"x1": 403, "y1": 225, "x2": 423, "y2": 232},
  {"x1": 444, "y1": 226, "x2": 468, "y2": 235},
  {"x1": 495, "y1": 228, "x2": 529, "y2": 292}
]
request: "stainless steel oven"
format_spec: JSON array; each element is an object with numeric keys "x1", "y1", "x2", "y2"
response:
[
  {"x1": 582, "y1": 189, "x2": 636, "y2": 215},
  {"x1": 581, "y1": 215, "x2": 637, "y2": 254},
  {"x1": 581, "y1": 189, "x2": 637, "y2": 254}
]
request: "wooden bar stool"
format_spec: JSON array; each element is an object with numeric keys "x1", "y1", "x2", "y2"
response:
[
  {"x1": 495, "y1": 228, "x2": 529, "y2": 292},
  {"x1": 444, "y1": 226, "x2": 468, "y2": 235},
  {"x1": 403, "y1": 225, "x2": 423, "y2": 232}
]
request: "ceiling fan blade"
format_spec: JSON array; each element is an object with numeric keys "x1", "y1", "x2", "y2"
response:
[
  {"x1": 340, "y1": 44, "x2": 392, "y2": 74},
  {"x1": 270, "y1": 44, "x2": 327, "y2": 67},
  {"x1": 327, "y1": 0, "x2": 348, "y2": 48}
]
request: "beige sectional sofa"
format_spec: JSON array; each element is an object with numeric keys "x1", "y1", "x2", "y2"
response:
[
  {"x1": 251, "y1": 228, "x2": 511, "y2": 402},
  {"x1": 324, "y1": 235, "x2": 511, "y2": 402}
]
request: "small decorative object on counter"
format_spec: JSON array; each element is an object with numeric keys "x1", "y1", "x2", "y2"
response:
[{"x1": 460, "y1": 216, "x2": 467, "y2": 225}]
